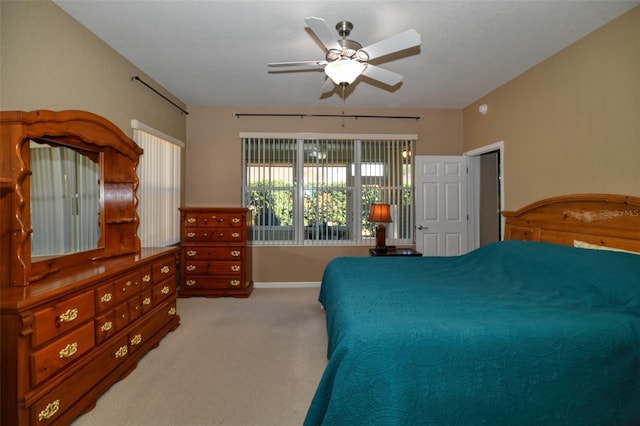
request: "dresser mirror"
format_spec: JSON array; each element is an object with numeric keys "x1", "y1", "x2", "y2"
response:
[
  {"x1": 30, "y1": 141, "x2": 102, "y2": 259},
  {"x1": 1, "y1": 110, "x2": 143, "y2": 287}
]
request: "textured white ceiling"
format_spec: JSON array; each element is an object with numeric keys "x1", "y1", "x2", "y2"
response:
[{"x1": 53, "y1": 0, "x2": 638, "y2": 109}]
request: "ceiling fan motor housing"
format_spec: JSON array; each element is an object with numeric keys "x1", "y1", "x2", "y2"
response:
[{"x1": 327, "y1": 39, "x2": 364, "y2": 61}]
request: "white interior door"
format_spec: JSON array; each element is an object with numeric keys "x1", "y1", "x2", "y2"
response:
[{"x1": 415, "y1": 156, "x2": 468, "y2": 256}]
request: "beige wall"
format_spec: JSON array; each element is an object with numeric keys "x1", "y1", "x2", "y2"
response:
[
  {"x1": 186, "y1": 105, "x2": 463, "y2": 282},
  {"x1": 0, "y1": 0, "x2": 186, "y2": 141},
  {"x1": 463, "y1": 6, "x2": 640, "y2": 210}
]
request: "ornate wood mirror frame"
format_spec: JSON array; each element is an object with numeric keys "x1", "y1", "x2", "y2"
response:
[{"x1": 1, "y1": 110, "x2": 143, "y2": 287}]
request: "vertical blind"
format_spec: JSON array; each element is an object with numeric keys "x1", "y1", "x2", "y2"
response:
[
  {"x1": 133, "y1": 124, "x2": 183, "y2": 247},
  {"x1": 242, "y1": 133, "x2": 414, "y2": 246}
]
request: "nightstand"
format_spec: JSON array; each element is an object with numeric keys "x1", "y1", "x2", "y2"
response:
[{"x1": 369, "y1": 248, "x2": 422, "y2": 256}]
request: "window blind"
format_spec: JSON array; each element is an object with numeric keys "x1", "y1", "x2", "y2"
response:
[
  {"x1": 242, "y1": 134, "x2": 414, "y2": 246},
  {"x1": 133, "y1": 125, "x2": 183, "y2": 247}
]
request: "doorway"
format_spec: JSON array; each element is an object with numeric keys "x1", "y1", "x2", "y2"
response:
[{"x1": 465, "y1": 141, "x2": 504, "y2": 250}]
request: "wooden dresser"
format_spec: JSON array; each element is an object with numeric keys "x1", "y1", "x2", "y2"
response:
[
  {"x1": 0, "y1": 248, "x2": 179, "y2": 425},
  {"x1": 1, "y1": 110, "x2": 181, "y2": 425},
  {"x1": 179, "y1": 207, "x2": 253, "y2": 297}
]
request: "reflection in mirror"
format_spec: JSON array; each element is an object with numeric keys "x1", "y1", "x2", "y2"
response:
[{"x1": 30, "y1": 142, "x2": 101, "y2": 257}]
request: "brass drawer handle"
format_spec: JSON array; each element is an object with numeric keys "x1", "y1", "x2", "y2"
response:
[
  {"x1": 186, "y1": 265, "x2": 196, "y2": 271},
  {"x1": 186, "y1": 250, "x2": 197, "y2": 257},
  {"x1": 231, "y1": 233, "x2": 240, "y2": 238},
  {"x1": 187, "y1": 217, "x2": 196, "y2": 223},
  {"x1": 100, "y1": 321, "x2": 113, "y2": 332},
  {"x1": 115, "y1": 345, "x2": 128, "y2": 359},
  {"x1": 59, "y1": 342, "x2": 78, "y2": 358},
  {"x1": 58, "y1": 308, "x2": 78, "y2": 323},
  {"x1": 100, "y1": 293, "x2": 113, "y2": 303},
  {"x1": 231, "y1": 265, "x2": 241, "y2": 272},
  {"x1": 161, "y1": 286, "x2": 170, "y2": 295},
  {"x1": 187, "y1": 232, "x2": 196, "y2": 237},
  {"x1": 168, "y1": 307, "x2": 177, "y2": 316},
  {"x1": 38, "y1": 399, "x2": 60, "y2": 421},
  {"x1": 161, "y1": 265, "x2": 170, "y2": 274},
  {"x1": 143, "y1": 274, "x2": 151, "y2": 282},
  {"x1": 230, "y1": 250, "x2": 240, "y2": 257},
  {"x1": 131, "y1": 334, "x2": 143, "y2": 346},
  {"x1": 186, "y1": 279, "x2": 196, "y2": 286},
  {"x1": 143, "y1": 297, "x2": 151, "y2": 306},
  {"x1": 230, "y1": 280, "x2": 240, "y2": 287},
  {"x1": 232, "y1": 218, "x2": 240, "y2": 223}
]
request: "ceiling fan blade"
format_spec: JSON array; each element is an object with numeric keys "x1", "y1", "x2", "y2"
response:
[
  {"x1": 304, "y1": 17, "x2": 342, "y2": 52},
  {"x1": 358, "y1": 29, "x2": 421, "y2": 61},
  {"x1": 361, "y1": 64, "x2": 403, "y2": 86},
  {"x1": 268, "y1": 60, "x2": 327, "y2": 68},
  {"x1": 320, "y1": 77, "x2": 335, "y2": 94}
]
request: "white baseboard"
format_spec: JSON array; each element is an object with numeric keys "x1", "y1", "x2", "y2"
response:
[{"x1": 253, "y1": 282, "x2": 321, "y2": 289}]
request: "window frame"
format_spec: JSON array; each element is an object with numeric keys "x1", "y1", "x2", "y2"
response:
[{"x1": 242, "y1": 132, "x2": 416, "y2": 247}]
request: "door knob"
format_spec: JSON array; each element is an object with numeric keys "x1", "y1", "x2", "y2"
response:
[{"x1": 417, "y1": 225, "x2": 429, "y2": 230}]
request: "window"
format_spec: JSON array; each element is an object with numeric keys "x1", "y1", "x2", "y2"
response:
[
  {"x1": 242, "y1": 133, "x2": 414, "y2": 246},
  {"x1": 133, "y1": 120, "x2": 183, "y2": 247}
]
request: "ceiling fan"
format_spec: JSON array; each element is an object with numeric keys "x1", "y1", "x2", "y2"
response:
[{"x1": 268, "y1": 17, "x2": 421, "y2": 94}]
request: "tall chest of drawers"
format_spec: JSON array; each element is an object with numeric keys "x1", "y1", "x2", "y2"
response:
[
  {"x1": 179, "y1": 207, "x2": 253, "y2": 298},
  {"x1": 0, "y1": 247, "x2": 180, "y2": 426}
]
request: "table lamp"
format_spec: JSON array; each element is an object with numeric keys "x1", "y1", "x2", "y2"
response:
[{"x1": 368, "y1": 203, "x2": 392, "y2": 250}]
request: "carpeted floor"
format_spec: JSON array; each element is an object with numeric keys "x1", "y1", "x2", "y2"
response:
[{"x1": 71, "y1": 288, "x2": 328, "y2": 426}]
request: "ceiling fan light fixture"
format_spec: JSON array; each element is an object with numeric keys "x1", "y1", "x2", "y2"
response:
[{"x1": 325, "y1": 60, "x2": 367, "y2": 86}]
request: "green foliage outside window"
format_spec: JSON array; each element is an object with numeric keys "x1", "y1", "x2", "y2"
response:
[{"x1": 249, "y1": 180, "x2": 411, "y2": 239}]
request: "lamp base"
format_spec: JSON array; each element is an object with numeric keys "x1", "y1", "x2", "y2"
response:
[{"x1": 375, "y1": 223, "x2": 387, "y2": 250}]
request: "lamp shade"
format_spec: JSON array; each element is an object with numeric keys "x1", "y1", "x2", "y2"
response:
[
  {"x1": 324, "y1": 59, "x2": 367, "y2": 85},
  {"x1": 368, "y1": 203, "x2": 392, "y2": 223}
]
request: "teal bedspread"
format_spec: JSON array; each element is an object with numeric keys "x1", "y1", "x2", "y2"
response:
[{"x1": 304, "y1": 241, "x2": 640, "y2": 426}]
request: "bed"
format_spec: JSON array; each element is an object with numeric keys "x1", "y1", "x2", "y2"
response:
[{"x1": 305, "y1": 194, "x2": 640, "y2": 426}]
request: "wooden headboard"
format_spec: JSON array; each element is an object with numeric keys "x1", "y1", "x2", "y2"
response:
[{"x1": 503, "y1": 194, "x2": 640, "y2": 253}]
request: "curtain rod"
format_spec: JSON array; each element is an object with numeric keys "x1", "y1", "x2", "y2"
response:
[
  {"x1": 233, "y1": 113, "x2": 422, "y2": 121},
  {"x1": 132, "y1": 76, "x2": 189, "y2": 115}
]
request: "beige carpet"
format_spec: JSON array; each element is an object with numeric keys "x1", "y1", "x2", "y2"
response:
[{"x1": 71, "y1": 288, "x2": 328, "y2": 426}]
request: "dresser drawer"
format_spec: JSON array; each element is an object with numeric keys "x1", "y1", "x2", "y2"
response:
[
  {"x1": 183, "y1": 246, "x2": 243, "y2": 260},
  {"x1": 140, "y1": 289, "x2": 153, "y2": 314},
  {"x1": 128, "y1": 294, "x2": 143, "y2": 322},
  {"x1": 184, "y1": 260, "x2": 243, "y2": 275},
  {"x1": 182, "y1": 276, "x2": 245, "y2": 290},
  {"x1": 113, "y1": 270, "x2": 143, "y2": 303},
  {"x1": 211, "y1": 229, "x2": 244, "y2": 242},
  {"x1": 95, "y1": 281, "x2": 116, "y2": 313},
  {"x1": 183, "y1": 228, "x2": 244, "y2": 242},
  {"x1": 30, "y1": 336, "x2": 129, "y2": 425},
  {"x1": 152, "y1": 256, "x2": 176, "y2": 282},
  {"x1": 128, "y1": 299, "x2": 177, "y2": 355},
  {"x1": 32, "y1": 291, "x2": 95, "y2": 348},
  {"x1": 30, "y1": 322, "x2": 95, "y2": 387},
  {"x1": 184, "y1": 212, "x2": 243, "y2": 228},
  {"x1": 114, "y1": 302, "x2": 130, "y2": 331},
  {"x1": 95, "y1": 311, "x2": 116, "y2": 345},
  {"x1": 152, "y1": 278, "x2": 175, "y2": 305}
]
